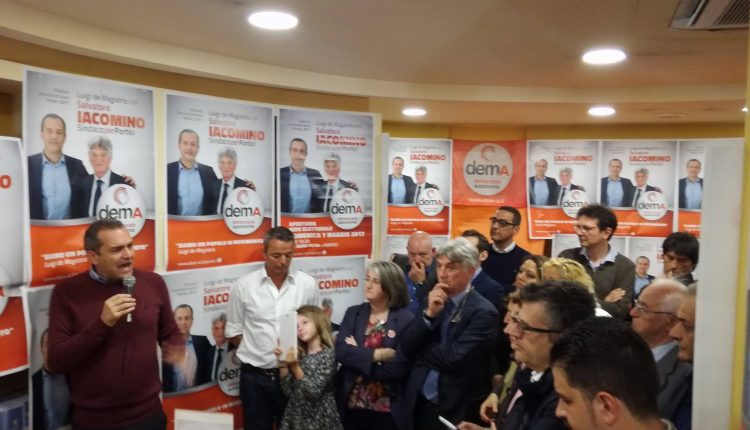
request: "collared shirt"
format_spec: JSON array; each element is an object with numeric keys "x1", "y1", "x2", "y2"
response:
[
  {"x1": 632, "y1": 186, "x2": 646, "y2": 206},
  {"x1": 606, "y1": 177, "x2": 625, "y2": 207},
  {"x1": 88, "y1": 170, "x2": 112, "y2": 217},
  {"x1": 226, "y1": 267, "x2": 321, "y2": 368},
  {"x1": 635, "y1": 274, "x2": 651, "y2": 296},
  {"x1": 322, "y1": 179, "x2": 342, "y2": 212},
  {"x1": 652, "y1": 341, "x2": 678, "y2": 363},
  {"x1": 390, "y1": 176, "x2": 406, "y2": 204},
  {"x1": 413, "y1": 183, "x2": 426, "y2": 203},
  {"x1": 685, "y1": 178, "x2": 702, "y2": 209},
  {"x1": 289, "y1": 168, "x2": 312, "y2": 213},
  {"x1": 42, "y1": 368, "x2": 70, "y2": 430},
  {"x1": 41, "y1": 154, "x2": 72, "y2": 220},
  {"x1": 557, "y1": 185, "x2": 570, "y2": 205},
  {"x1": 89, "y1": 267, "x2": 110, "y2": 284},
  {"x1": 580, "y1": 246, "x2": 618, "y2": 270},
  {"x1": 174, "y1": 337, "x2": 198, "y2": 391},
  {"x1": 217, "y1": 176, "x2": 236, "y2": 214},
  {"x1": 492, "y1": 242, "x2": 516, "y2": 254},
  {"x1": 177, "y1": 163, "x2": 204, "y2": 216},
  {"x1": 532, "y1": 177, "x2": 550, "y2": 205}
]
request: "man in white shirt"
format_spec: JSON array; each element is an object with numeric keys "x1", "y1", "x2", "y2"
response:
[{"x1": 226, "y1": 227, "x2": 321, "y2": 430}]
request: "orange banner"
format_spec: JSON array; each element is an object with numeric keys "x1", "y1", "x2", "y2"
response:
[
  {"x1": 387, "y1": 206, "x2": 449, "y2": 235},
  {"x1": 528, "y1": 207, "x2": 579, "y2": 239},
  {"x1": 31, "y1": 220, "x2": 155, "y2": 286},
  {"x1": 166, "y1": 218, "x2": 270, "y2": 271},
  {"x1": 610, "y1": 209, "x2": 673, "y2": 237},
  {"x1": 0, "y1": 296, "x2": 28, "y2": 375},
  {"x1": 162, "y1": 385, "x2": 242, "y2": 430},
  {"x1": 677, "y1": 211, "x2": 701, "y2": 237},
  {"x1": 282, "y1": 216, "x2": 372, "y2": 257},
  {"x1": 452, "y1": 140, "x2": 526, "y2": 207},
  {"x1": 451, "y1": 205, "x2": 545, "y2": 255}
]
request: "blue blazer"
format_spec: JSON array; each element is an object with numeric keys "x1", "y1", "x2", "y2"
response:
[
  {"x1": 167, "y1": 161, "x2": 217, "y2": 215},
  {"x1": 335, "y1": 303, "x2": 415, "y2": 428},
  {"x1": 387, "y1": 174, "x2": 416, "y2": 204},
  {"x1": 28, "y1": 152, "x2": 88, "y2": 220},
  {"x1": 279, "y1": 165, "x2": 324, "y2": 213}
]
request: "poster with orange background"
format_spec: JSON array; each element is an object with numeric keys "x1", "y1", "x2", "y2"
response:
[{"x1": 451, "y1": 140, "x2": 526, "y2": 207}]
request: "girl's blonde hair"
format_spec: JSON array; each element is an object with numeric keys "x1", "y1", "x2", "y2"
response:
[
  {"x1": 297, "y1": 305, "x2": 334, "y2": 350},
  {"x1": 542, "y1": 258, "x2": 595, "y2": 295}
]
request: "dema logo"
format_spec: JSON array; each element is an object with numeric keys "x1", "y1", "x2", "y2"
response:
[
  {"x1": 329, "y1": 188, "x2": 365, "y2": 230},
  {"x1": 462, "y1": 144, "x2": 513, "y2": 196},
  {"x1": 636, "y1": 191, "x2": 668, "y2": 221},
  {"x1": 417, "y1": 188, "x2": 445, "y2": 217},
  {"x1": 223, "y1": 187, "x2": 265, "y2": 235},
  {"x1": 561, "y1": 189, "x2": 590, "y2": 218},
  {"x1": 96, "y1": 185, "x2": 146, "y2": 236}
]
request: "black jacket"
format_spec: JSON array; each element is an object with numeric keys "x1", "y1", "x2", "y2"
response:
[{"x1": 499, "y1": 368, "x2": 566, "y2": 430}]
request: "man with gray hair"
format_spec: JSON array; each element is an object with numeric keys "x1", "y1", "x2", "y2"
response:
[
  {"x1": 208, "y1": 312, "x2": 235, "y2": 381},
  {"x1": 400, "y1": 237, "x2": 499, "y2": 430},
  {"x1": 320, "y1": 152, "x2": 358, "y2": 212},
  {"x1": 632, "y1": 167, "x2": 662, "y2": 207},
  {"x1": 555, "y1": 166, "x2": 585, "y2": 206},
  {"x1": 413, "y1": 165, "x2": 439, "y2": 204},
  {"x1": 71, "y1": 135, "x2": 129, "y2": 218},
  {"x1": 213, "y1": 147, "x2": 255, "y2": 214}
]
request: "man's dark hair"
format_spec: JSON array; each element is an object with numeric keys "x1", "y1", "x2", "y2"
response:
[
  {"x1": 84, "y1": 219, "x2": 127, "y2": 253},
  {"x1": 175, "y1": 304, "x2": 194, "y2": 316},
  {"x1": 497, "y1": 206, "x2": 521, "y2": 226},
  {"x1": 40, "y1": 113, "x2": 66, "y2": 134},
  {"x1": 263, "y1": 226, "x2": 295, "y2": 251},
  {"x1": 576, "y1": 204, "x2": 617, "y2": 240},
  {"x1": 662, "y1": 232, "x2": 699, "y2": 269},
  {"x1": 178, "y1": 128, "x2": 199, "y2": 145},
  {"x1": 289, "y1": 138, "x2": 307, "y2": 152},
  {"x1": 518, "y1": 281, "x2": 595, "y2": 332},
  {"x1": 551, "y1": 318, "x2": 660, "y2": 420},
  {"x1": 461, "y1": 229, "x2": 491, "y2": 254}
]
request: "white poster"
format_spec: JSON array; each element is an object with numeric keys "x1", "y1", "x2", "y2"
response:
[
  {"x1": 0, "y1": 137, "x2": 28, "y2": 287},
  {"x1": 627, "y1": 237, "x2": 665, "y2": 279}
]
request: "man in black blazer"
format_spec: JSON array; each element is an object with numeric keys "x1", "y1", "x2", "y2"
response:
[
  {"x1": 399, "y1": 238, "x2": 499, "y2": 430},
  {"x1": 678, "y1": 159, "x2": 703, "y2": 209},
  {"x1": 391, "y1": 231, "x2": 438, "y2": 315},
  {"x1": 555, "y1": 167, "x2": 586, "y2": 205},
  {"x1": 208, "y1": 313, "x2": 236, "y2": 381},
  {"x1": 412, "y1": 165, "x2": 440, "y2": 204},
  {"x1": 631, "y1": 168, "x2": 662, "y2": 207},
  {"x1": 213, "y1": 147, "x2": 256, "y2": 214},
  {"x1": 279, "y1": 138, "x2": 325, "y2": 213},
  {"x1": 388, "y1": 156, "x2": 416, "y2": 204},
  {"x1": 28, "y1": 114, "x2": 89, "y2": 220},
  {"x1": 528, "y1": 159, "x2": 559, "y2": 206},
  {"x1": 162, "y1": 304, "x2": 213, "y2": 393},
  {"x1": 71, "y1": 136, "x2": 128, "y2": 218},
  {"x1": 600, "y1": 158, "x2": 634, "y2": 207},
  {"x1": 167, "y1": 129, "x2": 217, "y2": 216},
  {"x1": 319, "y1": 152, "x2": 359, "y2": 212}
]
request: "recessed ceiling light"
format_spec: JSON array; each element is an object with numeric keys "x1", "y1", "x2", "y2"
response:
[
  {"x1": 248, "y1": 11, "x2": 298, "y2": 30},
  {"x1": 588, "y1": 106, "x2": 616, "y2": 117},
  {"x1": 582, "y1": 48, "x2": 627, "y2": 65},
  {"x1": 742, "y1": 106, "x2": 748, "y2": 112},
  {"x1": 402, "y1": 107, "x2": 427, "y2": 117}
]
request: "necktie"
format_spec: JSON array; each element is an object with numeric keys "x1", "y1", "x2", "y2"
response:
[
  {"x1": 219, "y1": 183, "x2": 229, "y2": 214},
  {"x1": 324, "y1": 184, "x2": 333, "y2": 212},
  {"x1": 92, "y1": 179, "x2": 104, "y2": 216},
  {"x1": 213, "y1": 347, "x2": 223, "y2": 380},
  {"x1": 634, "y1": 188, "x2": 641, "y2": 206},
  {"x1": 440, "y1": 299, "x2": 455, "y2": 341},
  {"x1": 558, "y1": 187, "x2": 566, "y2": 205},
  {"x1": 414, "y1": 185, "x2": 422, "y2": 203}
]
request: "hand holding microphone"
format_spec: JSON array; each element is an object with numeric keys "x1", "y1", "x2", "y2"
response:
[{"x1": 123, "y1": 276, "x2": 136, "y2": 323}]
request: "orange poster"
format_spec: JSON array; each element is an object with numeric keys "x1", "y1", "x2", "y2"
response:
[
  {"x1": 0, "y1": 291, "x2": 27, "y2": 376},
  {"x1": 452, "y1": 140, "x2": 526, "y2": 207}
]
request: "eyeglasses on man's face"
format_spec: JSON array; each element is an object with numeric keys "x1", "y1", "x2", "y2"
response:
[
  {"x1": 509, "y1": 312, "x2": 562, "y2": 336},
  {"x1": 489, "y1": 217, "x2": 517, "y2": 228},
  {"x1": 632, "y1": 299, "x2": 674, "y2": 317}
]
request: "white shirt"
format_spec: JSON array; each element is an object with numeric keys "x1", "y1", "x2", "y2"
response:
[
  {"x1": 492, "y1": 241, "x2": 516, "y2": 254},
  {"x1": 88, "y1": 170, "x2": 112, "y2": 216},
  {"x1": 226, "y1": 266, "x2": 320, "y2": 368}
]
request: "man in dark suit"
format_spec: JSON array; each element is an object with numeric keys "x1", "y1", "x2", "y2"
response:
[
  {"x1": 555, "y1": 167, "x2": 585, "y2": 205},
  {"x1": 162, "y1": 304, "x2": 213, "y2": 393},
  {"x1": 32, "y1": 329, "x2": 71, "y2": 430},
  {"x1": 391, "y1": 231, "x2": 438, "y2": 315},
  {"x1": 28, "y1": 114, "x2": 89, "y2": 220},
  {"x1": 600, "y1": 158, "x2": 634, "y2": 207},
  {"x1": 460, "y1": 229, "x2": 505, "y2": 311},
  {"x1": 412, "y1": 165, "x2": 439, "y2": 204},
  {"x1": 279, "y1": 138, "x2": 324, "y2": 213},
  {"x1": 320, "y1": 152, "x2": 359, "y2": 212},
  {"x1": 528, "y1": 159, "x2": 559, "y2": 206},
  {"x1": 678, "y1": 159, "x2": 703, "y2": 209},
  {"x1": 388, "y1": 156, "x2": 416, "y2": 204},
  {"x1": 400, "y1": 238, "x2": 499, "y2": 430},
  {"x1": 71, "y1": 136, "x2": 128, "y2": 219},
  {"x1": 213, "y1": 147, "x2": 255, "y2": 214},
  {"x1": 208, "y1": 313, "x2": 236, "y2": 381},
  {"x1": 631, "y1": 168, "x2": 662, "y2": 207},
  {"x1": 167, "y1": 129, "x2": 217, "y2": 216}
]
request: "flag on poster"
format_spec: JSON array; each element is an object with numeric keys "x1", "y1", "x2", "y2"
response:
[
  {"x1": 277, "y1": 108, "x2": 374, "y2": 257},
  {"x1": 164, "y1": 93, "x2": 274, "y2": 271},
  {"x1": 676, "y1": 140, "x2": 707, "y2": 237},
  {"x1": 384, "y1": 137, "x2": 451, "y2": 256},
  {"x1": 0, "y1": 138, "x2": 29, "y2": 287},
  {"x1": 0, "y1": 287, "x2": 27, "y2": 377},
  {"x1": 599, "y1": 141, "x2": 676, "y2": 237},
  {"x1": 24, "y1": 69, "x2": 155, "y2": 286},
  {"x1": 451, "y1": 140, "x2": 526, "y2": 207},
  {"x1": 527, "y1": 140, "x2": 598, "y2": 239}
]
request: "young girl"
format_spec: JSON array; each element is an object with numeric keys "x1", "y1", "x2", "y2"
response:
[{"x1": 276, "y1": 305, "x2": 343, "y2": 430}]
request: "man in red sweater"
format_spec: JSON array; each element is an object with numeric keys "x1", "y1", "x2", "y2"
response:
[{"x1": 47, "y1": 219, "x2": 184, "y2": 430}]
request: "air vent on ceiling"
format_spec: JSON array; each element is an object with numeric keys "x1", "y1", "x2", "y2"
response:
[{"x1": 671, "y1": 0, "x2": 749, "y2": 30}]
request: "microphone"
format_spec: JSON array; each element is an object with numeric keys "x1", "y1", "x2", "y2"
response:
[{"x1": 123, "y1": 276, "x2": 136, "y2": 323}]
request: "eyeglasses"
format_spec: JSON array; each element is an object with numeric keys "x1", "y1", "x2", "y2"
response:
[
  {"x1": 510, "y1": 313, "x2": 562, "y2": 336},
  {"x1": 489, "y1": 217, "x2": 517, "y2": 227},
  {"x1": 573, "y1": 224, "x2": 599, "y2": 233},
  {"x1": 632, "y1": 299, "x2": 674, "y2": 316}
]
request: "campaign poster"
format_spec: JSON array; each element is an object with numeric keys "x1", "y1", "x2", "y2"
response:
[
  {"x1": 165, "y1": 93, "x2": 274, "y2": 271},
  {"x1": 277, "y1": 108, "x2": 374, "y2": 257},
  {"x1": 527, "y1": 140, "x2": 598, "y2": 239},
  {"x1": 452, "y1": 140, "x2": 526, "y2": 207},
  {"x1": 0, "y1": 287, "x2": 27, "y2": 377},
  {"x1": 676, "y1": 140, "x2": 707, "y2": 237},
  {"x1": 290, "y1": 255, "x2": 366, "y2": 326},
  {"x1": 551, "y1": 234, "x2": 627, "y2": 258},
  {"x1": 24, "y1": 69, "x2": 155, "y2": 286},
  {"x1": 627, "y1": 236, "x2": 665, "y2": 281},
  {"x1": 161, "y1": 263, "x2": 261, "y2": 430},
  {"x1": 0, "y1": 138, "x2": 29, "y2": 287},
  {"x1": 599, "y1": 141, "x2": 676, "y2": 237}
]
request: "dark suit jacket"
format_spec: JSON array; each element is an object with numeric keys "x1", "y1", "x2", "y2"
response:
[
  {"x1": 279, "y1": 166, "x2": 324, "y2": 213},
  {"x1": 388, "y1": 174, "x2": 416, "y2": 204},
  {"x1": 528, "y1": 176, "x2": 560, "y2": 206},
  {"x1": 162, "y1": 334, "x2": 213, "y2": 393},
  {"x1": 391, "y1": 254, "x2": 438, "y2": 313},
  {"x1": 399, "y1": 290, "x2": 499, "y2": 429},
  {"x1": 600, "y1": 176, "x2": 635, "y2": 207},
  {"x1": 630, "y1": 185, "x2": 660, "y2": 207},
  {"x1": 678, "y1": 177, "x2": 703, "y2": 209},
  {"x1": 471, "y1": 270, "x2": 505, "y2": 313},
  {"x1": 70, "y1": 172, "x2": 127, "y2": 218},
  {"x1": 554, "y1": 184, "x2": 584, "y2": 204},
  {"x1": 28, "y1": 153, "x2": 89, "y2": 220},
  {"x1": 335, "y1": 303, "x2": 415, "y2": 427},
  {"x1": 656, "y1": 344, "x2": 693, "y2": 422},
  {"x1": 167, "y1": 161, "x2": 217, "y2": 215},
  {"x1": 213, "y1": 176, "x2": 248, "y2": 214},
  {"x1": 207, "y1": 341, "x2": 237, "y2": 380}
]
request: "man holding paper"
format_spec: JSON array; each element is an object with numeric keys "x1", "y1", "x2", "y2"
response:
[{"x1": 226, "y1": 227, "x2": 321, "y2": 430}]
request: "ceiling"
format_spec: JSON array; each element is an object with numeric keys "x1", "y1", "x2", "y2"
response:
[{"x1": 0, "y1": 0, "x2": 747, "y2": 125}]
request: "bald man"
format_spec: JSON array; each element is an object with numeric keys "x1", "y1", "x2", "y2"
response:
[{"x1": 391, "y1": 231, "x2": 438, "y2": 315}]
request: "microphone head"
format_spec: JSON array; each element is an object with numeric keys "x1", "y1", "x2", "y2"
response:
[{"x1": 123, "y1": 275, "x2": 136, "y2": 293}]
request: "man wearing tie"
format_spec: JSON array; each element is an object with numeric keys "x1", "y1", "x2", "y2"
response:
[
  {"x1": 631, "y1": 168, "x2": 661, "y2": 207},
  {"x1": 320, "y1": 152, "x2": 358, "y2": 213},
  {"x1": 600, "y1": 158, "x2": 634, "y2": 207},
  {"x1": 214, "y1": 148, "x2": 255, "y2": 214},
  {"x1": 413, "y1": 166, "x2": 439, "y2": 204},
  {"x1": 71, "y1": 136, "x2": 127, "y2": 219},
  {"x1": 555, "y1": 167, "x2": 585, "y2": 205},
  {"x1": 209, "y1": 313, "x2": 235, "y2": 381}
]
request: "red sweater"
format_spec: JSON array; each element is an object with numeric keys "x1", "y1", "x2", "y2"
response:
[{"x1": 47, "y1": 269, "x2": 182, "y2": 428}]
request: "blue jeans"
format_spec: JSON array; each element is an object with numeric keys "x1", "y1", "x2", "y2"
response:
[{"x1": 239, "y1": 367, "x2": 287, "y2": 430}]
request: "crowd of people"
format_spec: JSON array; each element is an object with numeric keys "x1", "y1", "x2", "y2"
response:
[{"x1": 44, "y1": 202, "x2": 699, "y2": 430}]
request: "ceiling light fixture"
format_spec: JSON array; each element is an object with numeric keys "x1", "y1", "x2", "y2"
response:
[
  {"x1": 743, "y1": 106, "x2": 748, "y2": 112},
  {"x1": 588, "y1": 106, "x2": 616, "y2": 117},
  {"x1": 248, "y1": 11, "x2": 298, "y2": 30},
  {"x1": 582, "y1": 48, "x2": 627, "y2": 65},
  {"x1": 402, "y1": 107, "x2": 427, "y2": 117}
]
